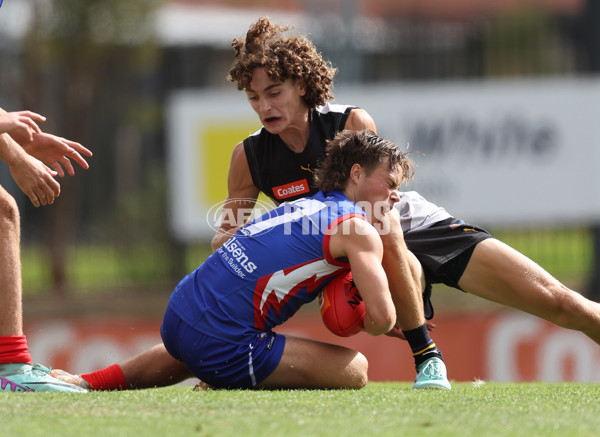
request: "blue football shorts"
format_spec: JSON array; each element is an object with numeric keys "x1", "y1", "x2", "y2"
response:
[{"x1": 161, "y1": 307, "x2": 286, "y2": 389}]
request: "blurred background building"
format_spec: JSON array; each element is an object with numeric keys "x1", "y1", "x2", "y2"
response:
[{"x1": 0, "y1": 0, "x2": 599, "y2": 298}]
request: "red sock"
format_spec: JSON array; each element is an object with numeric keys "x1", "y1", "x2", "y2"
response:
[
  {"x1": 0, "y1": 336, "x2": 32, "y2": 365},
  {"x1": 81, "y1": 364, "x2": 127, "y2": 390}
]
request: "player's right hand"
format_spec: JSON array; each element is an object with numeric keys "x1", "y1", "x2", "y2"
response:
[{"x1": 9, "y1": 153, "x2": 60, "y2": 207}]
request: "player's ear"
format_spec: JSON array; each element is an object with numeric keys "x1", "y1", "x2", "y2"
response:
[
  {"x1": 349, "y1": 163, "x2": 362, "y2": 184},
  {"x1": 295, "y1": 79, "x2": 307, "y2": 97}
]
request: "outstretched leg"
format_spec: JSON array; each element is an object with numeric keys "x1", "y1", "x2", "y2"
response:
[
  {"x1": 117, "y1": 343, "x2": 193, "y2": 389},
  {"x1": 54, "y1": 343, "x2": 193, "y2": 390},
  {"x1": 459, "y1": 238, "x2": 600, "y2": 344}
]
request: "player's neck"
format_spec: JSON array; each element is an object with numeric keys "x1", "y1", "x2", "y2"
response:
[{"x1": 279, "y1": 111, "x2": 310, "y2": 153}]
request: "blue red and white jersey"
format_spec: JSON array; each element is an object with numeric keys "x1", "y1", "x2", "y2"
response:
[{"x1": 167, "y1": 190, "x2": 366, "y2": 343}]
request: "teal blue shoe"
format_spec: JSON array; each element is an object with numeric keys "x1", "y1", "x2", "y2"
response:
[
  {"x1": 412, "y1": 357, "x2": 451, "y2": 390},
  {"x1": 0, "y1": 363, "x2": 87, "y2": 393},
  {"x1": 1, "y1": 376, "x2": 30, "y2": 392}
]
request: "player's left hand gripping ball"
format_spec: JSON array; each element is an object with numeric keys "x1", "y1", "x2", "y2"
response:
[{"x1": 319, "y1": 271, "x2": 365, "y2": 337}]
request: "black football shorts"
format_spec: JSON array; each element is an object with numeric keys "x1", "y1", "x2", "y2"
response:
[{"x1": 404, "y1": 217, "x2": 492, "y2": 319}]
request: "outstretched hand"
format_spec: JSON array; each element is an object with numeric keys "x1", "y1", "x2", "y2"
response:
[
  {"x1": 0, "y1": 111, "x2": 46, "y2": 142},
  {"x1": 9, "y1": 152, "x2": 60, "y2": 207},
  {"x1": 0, "y1": 109, "x2": 92, "y2": 206},
  {"x1": 22, "y1": 132, "x2": 92, "y2": 177}
]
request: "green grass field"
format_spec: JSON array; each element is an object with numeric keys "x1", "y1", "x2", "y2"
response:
[{"x1": 3, "y1": 382, "x2": 600, "y2": 437}]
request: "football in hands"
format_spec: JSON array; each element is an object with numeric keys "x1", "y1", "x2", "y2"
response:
[{"x1": 319, "y1": 271, "x2": 365, "y2": 337}]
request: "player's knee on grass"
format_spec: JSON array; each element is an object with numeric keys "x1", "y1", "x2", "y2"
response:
[
  {"x1": 347, "y1": 352, "x2": 369, "y2": 389},
  {"x1": 317, "y1": 349, "x2": 369, "y2": 389}
]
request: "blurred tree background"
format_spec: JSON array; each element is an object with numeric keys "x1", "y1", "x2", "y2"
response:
[
  {"x1": 0, "y1": 0, "x2": 599, "y2": 300},
  {"x1": 1, "y1": 0, "x2": 178, "y2": 296}
]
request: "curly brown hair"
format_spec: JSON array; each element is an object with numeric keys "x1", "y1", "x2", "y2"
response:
[
  {"x1": 314, "y1": 130, "x2": 414, "y2": 193},
  {"x1": 228, "y1": 17, "x2": 337, "y2": 109}
]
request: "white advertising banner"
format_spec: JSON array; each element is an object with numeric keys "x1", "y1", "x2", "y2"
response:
[
  {"x1": 336, "y1": 77, "x2": 600, "y2": 228},
  {"x1": 167, "y1": 89, "x2": 262, "y2": 241},
  {"x1": 167, "y1": 77, "x2": 600, "y2": 241}
]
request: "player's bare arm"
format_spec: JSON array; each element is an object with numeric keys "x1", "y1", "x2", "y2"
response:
[
  {"x1": 328, "y1": 217, "x2": 396, "y2": 336},
  {"x1": 211, "y1": 141, "x2": 260, "y2": 251},
  {"x1": 345, "y1": 108, "x2": 377, "y2": 134}
]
